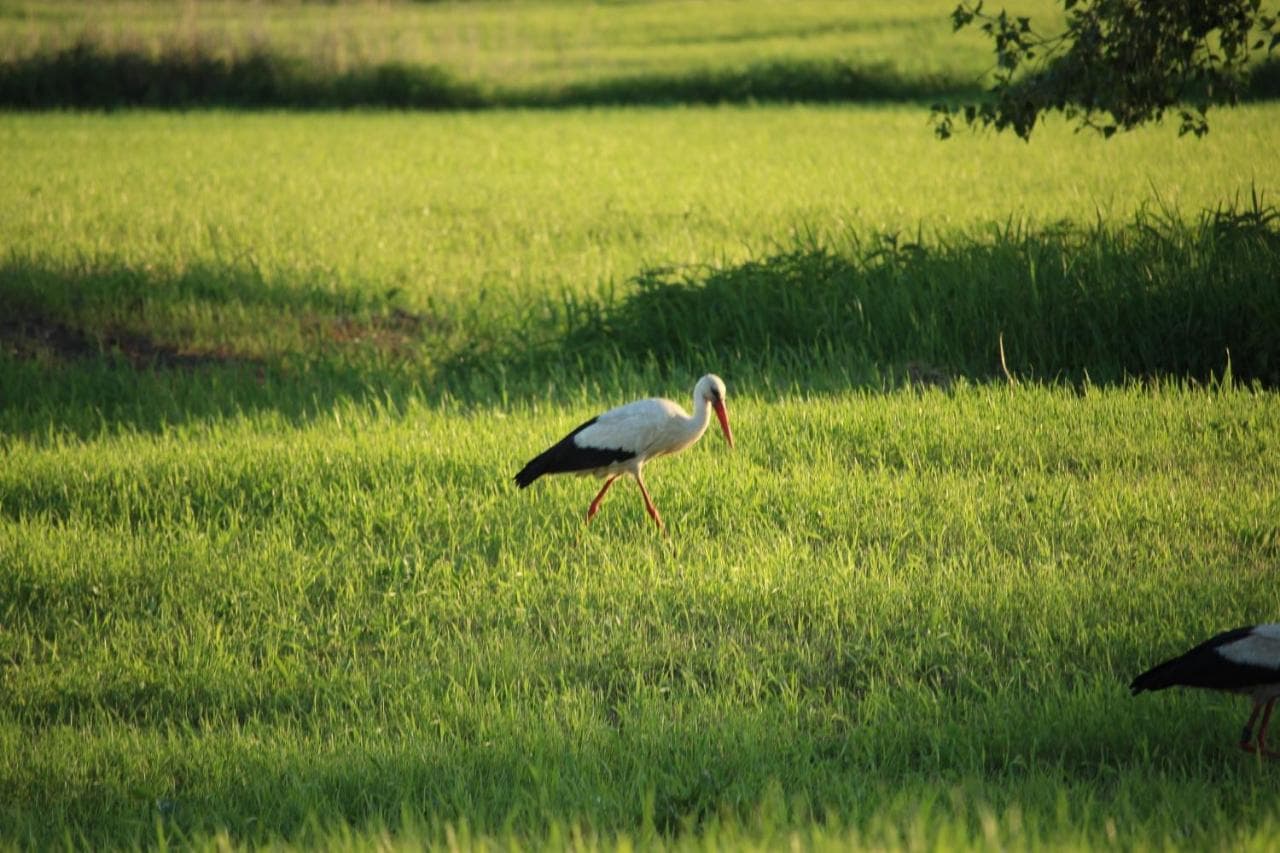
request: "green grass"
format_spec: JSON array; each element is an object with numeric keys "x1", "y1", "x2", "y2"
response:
[
  {"x1": 563, "y1": 207, "x2": 1280, "y2": 384},
  {"x1": 4, "y1": 383, "x2": 1280, "y2": 849},
  {"x1": 0, "y1": 0, "x2": 1060, "y2": 97},
  {"x1": 4, "y1": 5, "x2": 1280, "y2": 848},
  {"x1": 6, "y1": 1, "x2": 1278, "y2": 110},
  {"x1": 7, "y1": 199, "x2": 1280, "y2": 446},
  {"x1": 3, "y1": 105, "x2": 1278, "y2": 310},
  {"x1": 2, "y1": 107, "x2": 1279, "y2": 443}
]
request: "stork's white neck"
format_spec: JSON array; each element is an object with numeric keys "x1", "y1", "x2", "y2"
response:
[
  {"x1": 687, "y1": 389, "x2": 713, "y2": 439},
  {"x1": 648, "y1": 389, "x2": 712, "y2": 459}
]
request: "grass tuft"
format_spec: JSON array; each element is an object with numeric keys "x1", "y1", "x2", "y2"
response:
[{"x1": 512, "y1": 198, "x2": 1280, "y2": 388}]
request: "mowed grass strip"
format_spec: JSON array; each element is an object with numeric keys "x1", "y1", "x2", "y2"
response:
[{"x1": 2, "y1": 383, "x2": 1278, "y2": 847}]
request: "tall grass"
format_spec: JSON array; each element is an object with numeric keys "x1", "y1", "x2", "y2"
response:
[
  {"x1": 4, "y1": 198, "x2": 1278, "y2": 442},
  {"x1": 549, "y1": 200, "x2": 1280, "y2": 386},
  {"x1": 3, "y1": 106, "x2": 1280, "y2": 442}
]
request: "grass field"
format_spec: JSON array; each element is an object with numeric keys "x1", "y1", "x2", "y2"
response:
[
  {"x1": 4, "y1": 106, "x2": 1278, "y2": 369},
  {"x1": 0, "y1": 0, "x2": 1062, "y2": 98},
  {"x1": 4, "y1": 384, "x2": 1280, "y2": 849},
  {"x1": 4, "y1": 1, "x2": 1280, "y2": 849}
]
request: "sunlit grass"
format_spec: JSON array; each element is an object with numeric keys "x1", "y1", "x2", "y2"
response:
[
  {"x1": 2, "y1": 105, "x2": 1277, "y2": 417},
  {"x1": 3, "y1": 105, "x2": 1278, "y2": 309},
  {"x1": 3, "y1": 7, "x2": 1280, "y2": 845},
  {"x1": 3, "y1": 383, "x2": 1279, "y2": 848}
]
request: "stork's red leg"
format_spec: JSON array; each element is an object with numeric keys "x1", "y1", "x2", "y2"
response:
[
  {"x1": 1255, "y1": 698, "x2": 1280, "y2": 760},
  {"x1": 633, "y1": 472, "x2": 664, "y2": 532},
  {"x1": 1239, "y1": 700, "x2": 1263, "y2": 751},
  {"x1": 586, "y1": 475, "x2": 619, "y2": 523}
]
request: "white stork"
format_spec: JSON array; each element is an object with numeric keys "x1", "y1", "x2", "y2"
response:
[
  {"x1": 514, "y1": 374, "x2": 734, "y2": 531},
  {"x1": 1130, "y1": 623, "x2": 1280, "y2": 757}
]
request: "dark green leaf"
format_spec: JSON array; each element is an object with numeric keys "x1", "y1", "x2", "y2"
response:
[{"x1": 938, "y1": 0, "x2": 1274, "y2": 141}]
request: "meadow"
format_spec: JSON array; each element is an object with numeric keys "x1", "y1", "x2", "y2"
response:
[
  {"x1": 0, "y1": 0, "x2": 1064, "y2": 107},
  {"x1": 4, "y1": 385, "x2": 1279, "y2": 849},
  {"x1": 4, "y1": 1, "x2": 1280, "y2": 849}
]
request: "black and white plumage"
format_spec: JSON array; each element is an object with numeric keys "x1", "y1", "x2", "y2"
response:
[
  {"x1": 514, "y1": 374, "x2": 734, "y2": 531},
  {"x1": 1130, "y1": 623, "x2": 1280, "y2": 757}
]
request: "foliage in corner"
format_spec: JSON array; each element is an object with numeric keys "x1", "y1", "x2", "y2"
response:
[{"x1": 933, "y1": 0, "x2": 1280, "y2": 140}]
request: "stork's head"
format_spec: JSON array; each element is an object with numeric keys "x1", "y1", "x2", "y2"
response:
[{"x1": 696, "y1": 373, "x2": 734, "y2": 448}]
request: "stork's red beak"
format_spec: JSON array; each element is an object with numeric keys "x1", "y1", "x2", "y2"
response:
[{"x1": 713, "y1": 399, "x2": 734, "y2": 448}]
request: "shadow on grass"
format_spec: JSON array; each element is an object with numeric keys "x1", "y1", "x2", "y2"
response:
[
  {"x1": 0, "y1": 259, "x2": 454, "y2": 440},
  {"x1": 513, "y1": 198, "x2": 1280, "y2": 389},
  {"x1": 0, "y1": 44, "x2": 486, "y2": 109},
  {"x1": 3, "y1": 200, "x2": 1278, "y2": 441},
  {"x1": 4, "y1": 42, "x2": 1280, "y2": 111},
  {"x1": 524, "y1": 59, "x2": 976, "y2": 107},
  {"x1": 0, "y1": 43, "x2": 981, "y2": 110},
  {"x1": 0, "y1": 256, "x2": 453, "y2": 373},
  {"x1": 0, "y1": 685, "x2": 1268, "y2": 848}
]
